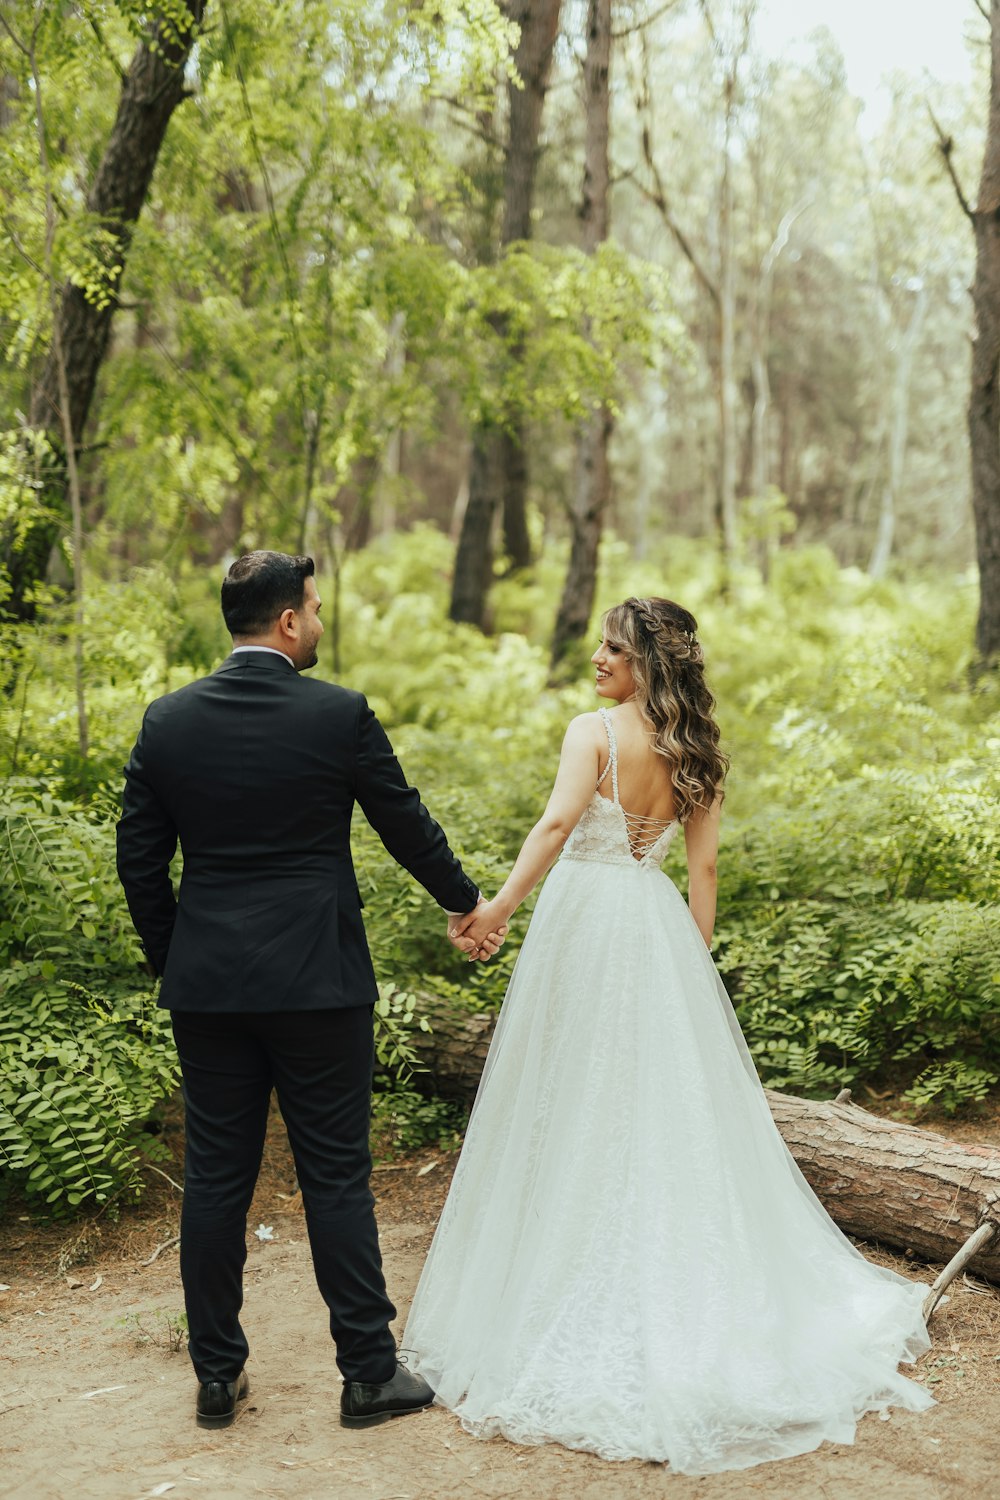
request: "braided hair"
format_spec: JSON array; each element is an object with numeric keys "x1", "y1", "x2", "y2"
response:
[{"x1": 601, "y1": 596, "x2": 728, "y2": 823}]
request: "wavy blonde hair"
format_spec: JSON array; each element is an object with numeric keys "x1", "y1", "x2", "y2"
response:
[{"x1": 602, "y1": 597, "x2": 728, "y2": 823}]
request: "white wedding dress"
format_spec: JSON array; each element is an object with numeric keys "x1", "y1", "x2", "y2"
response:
[{"x1": 405, "y1": 709, "x2": 933, "y2": 1474}]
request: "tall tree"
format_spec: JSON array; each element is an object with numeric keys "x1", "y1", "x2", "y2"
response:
[
  {"x1": 867, "y1": 279, "x2": 928, "y2": 580},
  {"x1": 449, "y1": 0, "x2": 563, "y2": 628},
  {"x1": 634, "y1": 0, "x2": 755, "y2": 578},
  {"x1": 550, "y1": 0, "x2": 612, "y2": 671},
  {"x1": 1, "y1": 2, "x2": 205, "y2": 619},
  {"x1": 933, "y1": 1, "x2": 1000, "y2": 665}
]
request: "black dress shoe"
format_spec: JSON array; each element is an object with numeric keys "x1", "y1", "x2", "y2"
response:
[
  {"x1": 196, "y1": 1369, "x2": 250, "y2": 1428},
  {"x1": 340, "y1": 1361, "x2": 435, "y2": 1427}
]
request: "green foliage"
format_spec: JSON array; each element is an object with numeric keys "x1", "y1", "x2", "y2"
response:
[
  {"x1": 904, "y1": 1061, "x2": 998, "y2": 1115},
  {"x1": 373, "y1": 983, "x2": 431, "y2": 1078},
  {"x1": 0, "y1": 784, "x2": 178, "y2": 1212},
  {"x1": 2, "y1": 0, "x2": 662, "y2": 569},
  {"x1": 2, "y1": 534, "x2": 999, "y2": 1215},
  {"x1": 334, "y1": 533, "x2": 1000, "y2": 1115},
  {"x1": 371, "y1": 1088, "x2": 467, "y2": 1157}
]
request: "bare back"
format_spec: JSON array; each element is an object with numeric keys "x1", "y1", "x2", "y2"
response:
[{"x1": 595, "y1": 702, "x2": 678, "y2": 825}]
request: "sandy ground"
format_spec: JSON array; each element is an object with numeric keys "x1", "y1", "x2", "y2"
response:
[{"x1": 4, "y1": 1169, "x2": 1000, "y2": 1500}]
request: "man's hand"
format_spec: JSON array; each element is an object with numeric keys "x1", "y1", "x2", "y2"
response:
[
  {"x1": 450, "y1": 896, "x2": 511, "y2": 961},
  {"x1": 447, "y1": 898, "x2": 508, "y2": 961}
]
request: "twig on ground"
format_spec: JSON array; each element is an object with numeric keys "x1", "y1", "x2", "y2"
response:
[
  {"x1": 145, "y1": 1164, "x2": 184, "y2": 1193},
  {"x1": 141, "y1": 1234, "x2": 180, "y2": 1266}
]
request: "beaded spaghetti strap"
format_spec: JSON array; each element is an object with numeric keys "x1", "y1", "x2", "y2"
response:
[{"x1": 597, "y1": 708, "x2": 619, "y2": 802}]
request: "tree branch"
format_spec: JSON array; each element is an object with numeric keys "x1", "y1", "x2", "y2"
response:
[
  {"x1": 0, "y1": 212, "x2": 44, "y2": 277},
  {"x1": 631, "y1": 30, "x2": 720, "y2": 307},
  {"x1": 928, "y1": 101, "x2": 975, "y2": 222},
  {"x1": 84, "y1": 10, "x2": 127, "y2": 84},
  {"x1": 698, "y1": 0, "x2": 717, "y2": 47},
  {"x1": 611, "y1": 0, "x2": 684, "y2": 41},
  {"x1": 430, "y1": 93, "x2": 505, "y2": 152},
  {"x1": 0, "y1": 13, "x2": 30, "y2": 57},
  {"x1": 27, "y1": 19, "x2": 89, "y2": 759},
  {"x1": 636, "y1": 115, "x2": 720, "y2": 303},
  {"x1": 219, "y1": 0, "x2": 309, "y2": 443}
]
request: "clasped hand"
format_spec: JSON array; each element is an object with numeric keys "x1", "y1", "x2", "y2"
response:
[{"x1": 447, "y1": 897, "x2": 510, "y2": 962}]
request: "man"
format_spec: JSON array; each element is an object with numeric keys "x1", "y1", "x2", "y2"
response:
[{"x1": 116, "y1": 551, "x2": 503, "y2": 1430}]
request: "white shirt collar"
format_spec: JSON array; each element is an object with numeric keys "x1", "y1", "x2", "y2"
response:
[{"x1": 231, "y1": 644, "x2": 295, "y2": 669}]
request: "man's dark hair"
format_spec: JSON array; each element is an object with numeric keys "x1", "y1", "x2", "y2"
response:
[{"x1": 221, "y1": 552, "x2": 315, "y2": 637}]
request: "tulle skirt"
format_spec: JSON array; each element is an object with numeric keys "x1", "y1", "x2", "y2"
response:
[{"x1": 404, "y1": 857, "x2": 933, "y2": 1474}]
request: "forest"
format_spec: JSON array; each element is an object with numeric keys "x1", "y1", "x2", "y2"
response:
[{"x1": 0, "y1": 0, "x2": 998, "y2": 1216}]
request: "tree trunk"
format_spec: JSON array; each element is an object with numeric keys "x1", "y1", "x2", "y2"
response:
[
  {"x1": 0, "y1": 71, "x2": 17, "y2": 128},
  {"x1": 969, "y1": 2, "x2": 1000, "y2": 666},
  {"x1": 551, "y1": 406, "x2": 613, "y2": 666},
  {"x1": 409, "y1": 993, "x2": 1000, "y2": 1281},
  {"x1": 868, "y1": 283, "x2": 927, "y2": 581},
  {"x1": 749, "y1": 203, "x2": 805, "y2": 578},
  {"x1": 3, "y1": 3, "x2": 205, "y2": 619},
  {"x1": 449, "y1": 431, "x2": 502, "y2": 627},
  {"x1": 501, "y1": 426, "x2": 533, "y2": 570},
  {"x1": 373, "y1": 311, "x2": 407, "y2": 539},
  {"x1": 550, "y1": 0, "x2": 611, "y2": 673},
  {"x1": 448, "y1": 0, "x2": 562, "y2": 627},
  {"x1": 717, "y1": 72, "x2": 739, "y2": 574}
]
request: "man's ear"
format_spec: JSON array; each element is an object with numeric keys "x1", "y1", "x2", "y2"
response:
[{"x1": 278, "y1": 606, "x2": 297, "y2": 639}]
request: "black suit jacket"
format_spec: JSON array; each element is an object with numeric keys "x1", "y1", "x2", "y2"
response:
[{"x1": 115, "y1": 650, "x2": 479, "y2": 1012}]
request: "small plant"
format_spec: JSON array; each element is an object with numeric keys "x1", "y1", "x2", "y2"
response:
[
  {"x1": 371, "y1": 1087, "x2": 467, "y2": 1158},
  {"x1": 56, "y1": 1224, "x2": 102, "y2": 1276},
  {"x1": 903, "y1": 1060, "x2": 999, "y2": 1115},
  {"x1": 373, "y1": 984, "x2": 429, "y2": 1080},
  {"x1": 120, "y1": 1307, "x2": 188, "y2": 1353}
]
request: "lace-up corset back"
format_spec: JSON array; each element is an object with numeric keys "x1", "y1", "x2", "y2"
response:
[{"x1": 562, "y1": 708, "x2": 680, "y2": 868}]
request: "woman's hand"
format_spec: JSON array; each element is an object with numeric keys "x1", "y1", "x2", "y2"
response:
[
  {"x1": 453, "y1": 898, "x2": 511, "y2": 959},
  {"x1": 447, "y1": 901, "x2": 509, "y2": 960}
]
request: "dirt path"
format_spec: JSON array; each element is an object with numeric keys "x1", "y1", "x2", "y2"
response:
[{"x1": 4, "y1": 1171, "x2": 1000, "y2": 1500}]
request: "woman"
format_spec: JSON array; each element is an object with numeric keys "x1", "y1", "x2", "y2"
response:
[{"x1": 405, "y1": 596, "x2": 932, "y2": 1474}]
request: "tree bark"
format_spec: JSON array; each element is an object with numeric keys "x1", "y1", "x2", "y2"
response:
[
  {"x1": 550, "y1": 0, "x2": 612, "y2": 673},
  {"x1": 717, "y1": 67, "x2": 739, "y2": 573},
  {"x1": 968, "y1": 2, "x2": 1000, "y2": 665},
  {"x1": 410, "y1": 993, "x2": 1000, "y2": 1281},
  {"x1": 868, "y1": 283, "x2": 927, "y2": 581},
  {"x1": 551, "y1": 405, "x2": 613, "y2": 665},
  {"x1": 449, "y1": 431, "x2": 503, "y2": 627},
  {"x1": 448, "y1": 0, "x2": 562, "y2": 627},
  {"x1": 500, "y1": 426, "x2": 533, "y2": 571},
  {"x1": 3, "y1": 3, "x2": 205, "y2": 619},
  {"x1": 768, "y1": 1090, "x2": 1000, "y2": 1281},
  {"x1": 0, "y1": 71, "x2": 17, "y2": 129},
  {"x1": 749, "y1": 202, "x2": 805, "y2": 578}
]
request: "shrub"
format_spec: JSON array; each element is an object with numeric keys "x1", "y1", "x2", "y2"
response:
[
  {"x1": 0, "y1": 784, "x2": 178, "y2": 1211},
  {"x1": 2, "y1": 535, "x2": 999, "y2": 1213}
]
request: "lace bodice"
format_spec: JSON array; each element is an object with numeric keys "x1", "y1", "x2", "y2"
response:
[{"x1": 562, "y1": 708, "x2": 680, "y2": 869}]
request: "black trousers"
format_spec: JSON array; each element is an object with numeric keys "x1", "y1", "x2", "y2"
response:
[{"x1": 170, "y1": 1007, "x2": 398, "y2": 1385}]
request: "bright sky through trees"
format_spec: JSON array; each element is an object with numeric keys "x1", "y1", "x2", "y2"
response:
[{"x1": 756, "y1": 0, "x2": 976, "y2": 127}]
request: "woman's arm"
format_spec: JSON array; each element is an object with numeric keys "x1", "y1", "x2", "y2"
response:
[
  {"x1": 684, "y1": 797, "x2": 722, "y2": 947},
  {"x1": 456, "y1": 715, "x2": 602, "y2": 947}
]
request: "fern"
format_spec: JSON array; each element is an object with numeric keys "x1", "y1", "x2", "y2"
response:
[{"x1": 0, "y1": 787, "x2": 177, "y2": 1213}]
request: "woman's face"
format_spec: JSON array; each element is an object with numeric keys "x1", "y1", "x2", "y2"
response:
[{"x1": 591, "y1": 636, "x2": 636, "y2": 702}]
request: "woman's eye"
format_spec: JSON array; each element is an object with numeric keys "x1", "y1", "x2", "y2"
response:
[{"x1": 608, "y1": 645, "x2": 621, "y2": 655}]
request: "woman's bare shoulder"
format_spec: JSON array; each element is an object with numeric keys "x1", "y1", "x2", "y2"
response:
[{"x1": 563, "y1": 710, "x2": 606, "y2": 744}]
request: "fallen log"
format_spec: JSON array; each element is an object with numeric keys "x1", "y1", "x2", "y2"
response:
[
  {"x1": 408, "y1": 994, "x2": 1000, "y2": 1284},
  {"x1": 767, "y1": 1089, "x2": 1000, "y2": 1288}
]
